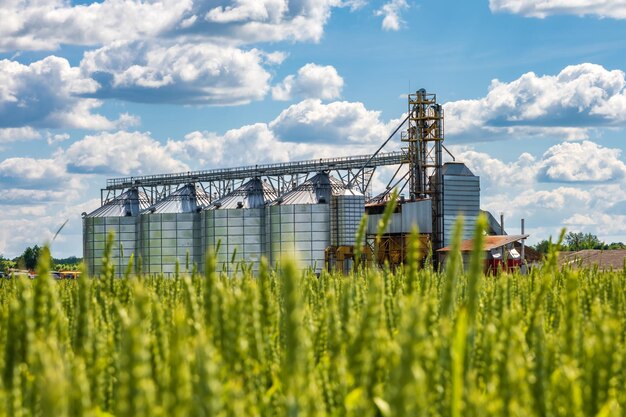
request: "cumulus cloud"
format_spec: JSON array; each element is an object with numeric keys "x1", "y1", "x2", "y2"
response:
[
  {"x1": 0, "y1": 0, "x2": 357, "y2": 52},
  {"x1": 450, "y1": 147, "x2": 537, "y2": 190},
  {"x1": 450, "y1": 140, "x2": 626, "y2": 244},
  {"x1": 375, "y1": 0, "x2": 409, "y2": 31},
  {"x1": 81, "y1": 41, "x2": 272, "y2": 105},
  {"x1": 489, "y1": 0, "x2": 626, "y2": 19},
  {"x1": 269, "y1": 99, "x2": 393, "y2": 143},
  {"x1": 0, "y1": 0, "x2": 193, "y2": 51},
  {"x1": 64, "y1": 131, "x2": 188, "y2": 175},
  {"x1": 538, "y1": 140, "x2": 626, "y2": 182},
  {"x1": 0, "y1": 127, "x2": 40, "y2": 143},
  {"x1": 0, "y1": 56, "x2": 134, "y2": 129},
  {"x1": 164, "y1": 97, "x2": 406, "y2": 168},
  {"x1": 197, "y1": 0, "x2": 342, "y2": 44},
  {"x1": 0, "y1": 157, "x2": 69, "y2": 189},
  {"x1": 272, "y1": 63, "x2": 344, "y2": 101},
  {"x1": 444, "y1": 63, "x2": 626, "y2": 142},
  {"x1": 456, "y1": 139, "x2": 626, "y2": 187}
]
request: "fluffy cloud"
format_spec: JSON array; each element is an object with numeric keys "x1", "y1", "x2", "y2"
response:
[
  {"x1": 450, "y1": 147, "x2": 537, "y2": 191},
  {"x1": 455, "y1": 139, "x2": 626, "y2": 186},
  {"x1": 444, "y1": 63, "x2": 626, "y2": 141},
  {"x1": 452, "y1": 139, "x2": 626, "y2": 243},
  {"x1": 375, "y1": 0, "x2": 409, "y2": 31},
  {"x1": 0, "y1": 127, "x2": 40, "y2": 143},
  {"x1": 197, "y1": 0, "x2": 342, "y2": 44},
  {"x1": 0, "y1": 56, "x2": 134, "y2": 129},
  {"x1": 489, "y1": 0, "x2": 626, "y2": 19},
  {"x1": 269, "y1": 99, "x2": 393, "y2": 143},
  {"x1": 0, "y1": 0, "x2": 193, "y2": 51},
  {"x1": 164, "y1": 97, "x2": 404, "y2": 168},
  {"x1": 538, "y1": 140, "x2": 626, "y2": 182},
  {"x1": 0, "y1": 157, "x2": 68, "y2": 189},
  {"x1": 64, "y1": 131, "x2": 188, "y2": 175},
  {"x1": 272, "y1": 63, "x2": 344, "y2": 101},
  {"x1": 0, "y1": 0, "x2": 356, "y2": 52},
  {"x1": 81, "y1": 41, "x2": 272, "y2": 105}
]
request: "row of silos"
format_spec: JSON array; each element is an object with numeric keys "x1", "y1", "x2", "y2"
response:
[{"x1": 84, "y1": 174, "x2": 366, "y2": 276}]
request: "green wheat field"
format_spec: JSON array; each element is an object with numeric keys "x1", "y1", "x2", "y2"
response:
[{"x1": 1, "y1": 220, "x2": 625, "y2": 417}]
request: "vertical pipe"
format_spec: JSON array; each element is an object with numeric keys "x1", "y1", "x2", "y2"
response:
[
  {"x1": 521, "y1": 218, "x2": 525, "y2": 263},
  {"x1": 500, "y1": 212, "x2": 505, "y2": 260}
]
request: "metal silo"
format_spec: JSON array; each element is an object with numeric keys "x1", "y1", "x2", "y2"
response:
[
  {"x1": 83, "y1": 188, "x2": 150, "y2": 276},
  {"x1": 202, "y1": 178, "x2": 276, "y2": 274},
  {"x1": 139, "y1": 184, "x2": 210, "y2": 275},
  {"x1": 267, "y1": 173, "x2": 344, "y2": 273},
  {"x1": 439, "y1": 162, "x2": 480, "y2": 246},
  {"x1": 331, "y1": 189, "x2": 366, "y2": 247}
]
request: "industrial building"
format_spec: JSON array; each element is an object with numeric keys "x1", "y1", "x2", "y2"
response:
[{"x1": 83, "y1": 90, "x2": 494, "y2": 276}]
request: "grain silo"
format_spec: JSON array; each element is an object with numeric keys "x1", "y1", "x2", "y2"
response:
[
  {"x1": 438, "y1": 162, "x2": 480, "y2": 246},
  {"x1": 330, "y1": 189, "x2": 366, "y2": 247},
  {"x1": 267, "y1": 173, "x2": 344, "y2": 273},
  {"x1": 83, "y1": 188, "x2": 150, "y2": 276},
  {"x1": 202, "y1": 178, "x2": 276, "y2": 274},
  {"x1": 138, "y1": 184, "x2": 210, "y2": 275}
]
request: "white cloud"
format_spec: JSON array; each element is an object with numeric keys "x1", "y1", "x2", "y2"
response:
[
  {"x1": 64, "y1": 131, "x2": 188, "y2": 175},
  {"x1": 455, "y1": 139, "x2": 626, "y2": 187},
  {"x1": 46, "y1": 132, "x2": 70, "y2": 145},
  {"x1": 375, "y1": 0, "x2": 409, "y2": 31},
  {"x1": 450, "y1": 147, "x2": 537, "y2": 190},
  {"x1": 538, "y1": 140, "x2": 626, "y2": 182},
  {"x1": 165, "y1": 97, "x2": 403, "y2": 168},
  {"x1": 0, "y1": 157, "x2": 70, "y2": 189},
  {"x1": 0, "y1": 0, "x2": 358, "y2": 52},
  {"x1": 563, "y1": 213, "x2": 597, "y2": 226},
  {"x1": 444, "y1": 63, "x2": 626, "y2": 142},
  {"x1": 81, "y1": 41, "x2": 271, "y2": 105},
  {"x1": 269, "y1": 99, "x2": 393, "y2": 143},
  {"x1": 489, "y1": 0, "x2": 626, "y2": 19},
  {"x1": 198, "y1": 0, "x2": 343, "y2": 44},
  {"x1": 272, "y1": 63, "x2": 344, "y2": 101},
  {"x1": 0, "y1": 127, "x2": 40, "y2": 143},
  {"x1": 0, "y1": 0, "x2": 193, "y2": 51},
  {"x1": 0, "y1": 56, "x2": 133, "y2": 129}
]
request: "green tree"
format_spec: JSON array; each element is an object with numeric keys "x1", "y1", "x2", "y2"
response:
[
  {"x1": 15, "y1": 245, "x2": 42, "y2": 270},
  {"x1": 564, "y1": 232, "x2": 603, "y2": 251},
  {"x1": 532, "y1": 240, "x2": 551, "y2": 254}
]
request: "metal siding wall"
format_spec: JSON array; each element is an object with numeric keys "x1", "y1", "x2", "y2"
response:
[
  {"x1": 331, "y1": 195, "x2": 365, "y2": 246},
  {"x1": 140, "y1": 213, "x2": 201, "y2": 276},
  {"x1": 268, "y1": 204, "x2": 330, "y2": 273},
  {"x1": 366, "y1": 200, "x2": 433, "y2": 235},
  {"x1": 442, "y1": 175, "x2": 480, "y2": 247}
]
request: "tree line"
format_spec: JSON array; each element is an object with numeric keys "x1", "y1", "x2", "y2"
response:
[
  {"x1": 0, "y1": 245, "x2": 82, "y2": 273},
  {"x1": 533, "y1": 232, "x2": 626, "y2": 254}
]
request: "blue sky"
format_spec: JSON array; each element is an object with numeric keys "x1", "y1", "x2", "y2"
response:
[{"x1": 1, "y1": 0, "x2": 626, "y2": 257}]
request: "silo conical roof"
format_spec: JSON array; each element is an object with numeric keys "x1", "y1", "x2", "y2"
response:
[
  {"x1": 86, "y1": 188, "x2": 150, "y2": 217},
  {"x1": 210, "y1": 178, "x2": 277, "y2": 209},
  {"x1": 271, "y1": 173, "x2": 345, "y2": 205},
  {"x1": 143, "y1": 183, "x2": 211, "y2": 214}
]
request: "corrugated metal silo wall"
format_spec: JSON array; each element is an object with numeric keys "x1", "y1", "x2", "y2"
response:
[
  {"x1": 442, "y1": 174, "x2": 480, "y2": 247},
  {"x1": 202, "y1": 208, "x2": 266, "y2": 275},
  {"x1": 267, "y1": 204, "x2": 330, "y2": 273},
  {"x1": 83, "y1": 216, "x2": 137, "y2": 276},
  {"x1": 139, "y1": 213, "x2": 202, "y2": 276},
  {"x1": 331, "y1": 195, "x2": 365, "y2": 246}
]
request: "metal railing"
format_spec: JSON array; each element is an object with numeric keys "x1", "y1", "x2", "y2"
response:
[{"x1": 105, "y1": 151, "x2": 406, "y2": 190}]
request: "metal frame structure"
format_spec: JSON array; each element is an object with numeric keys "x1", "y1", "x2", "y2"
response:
[
  {"x1": 402, "y1": 89, "x2": 445, "y2": 250},
  {"x1": 102, "y1": 152, "x2": 405, "y2": 205},
  {"x1": 100, "y1": 90, "x2": 449, "y2": 253}
]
